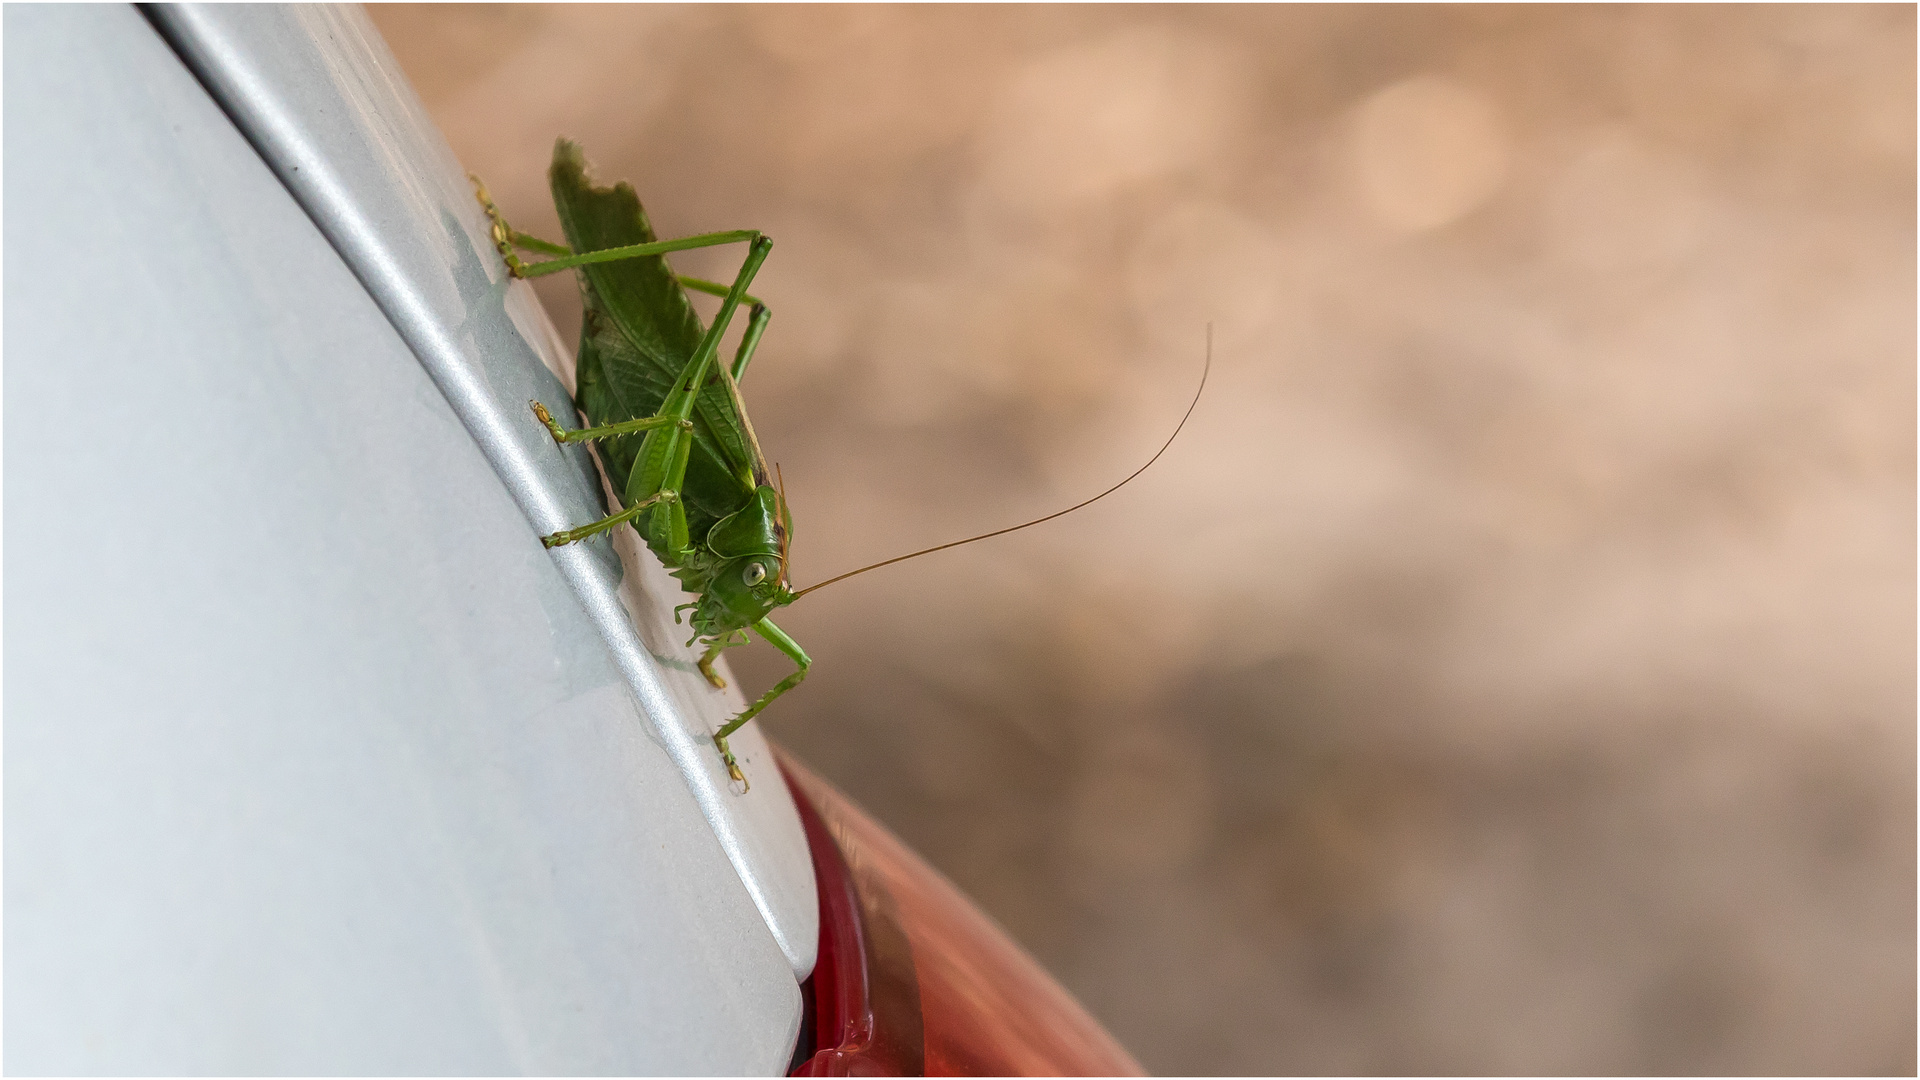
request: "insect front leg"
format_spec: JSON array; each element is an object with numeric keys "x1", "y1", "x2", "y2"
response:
[
  {"x1": 711, "y1": 617, "x2": 811, "y2": 788},
  {"x1": 698, "y1": 638, "x2": 733, "y2": 689}
]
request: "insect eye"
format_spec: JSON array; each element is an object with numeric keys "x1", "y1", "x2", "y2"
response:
[{"x1": 742, "y1": 561, "x2": 768, "y2": 587}]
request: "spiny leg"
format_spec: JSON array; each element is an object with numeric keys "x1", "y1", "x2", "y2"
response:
[
  {"x1": 531, "y1": 402, "x2": 690, "y2": 446},
  {"x1": 541, "y1": 489, "x2": 677, "y2": 549},
  {"x1": 712, "y1": 617, "x2": 811, "y2": 788}
]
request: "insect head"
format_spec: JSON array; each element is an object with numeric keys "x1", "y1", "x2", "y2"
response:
[{"x1": 688, "y1": 485, "x2": 795, "y2": 639}]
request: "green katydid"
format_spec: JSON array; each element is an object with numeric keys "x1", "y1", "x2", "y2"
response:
[{"x1": 473, "y1": 139, "x2": 1205, "y2": 789}]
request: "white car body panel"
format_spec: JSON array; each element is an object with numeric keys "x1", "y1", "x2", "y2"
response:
[{"x1": 5, "y1": 4, "x2": 811, "y2": 1072}]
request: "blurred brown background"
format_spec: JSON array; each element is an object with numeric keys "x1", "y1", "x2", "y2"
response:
[{"x1": 369, "y1": 5, "x2": 1914, "y2": 1073}]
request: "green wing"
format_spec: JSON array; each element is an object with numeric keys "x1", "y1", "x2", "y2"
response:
[{"x1": 548, "y1": 139, "x2": 756, "y2": 531}]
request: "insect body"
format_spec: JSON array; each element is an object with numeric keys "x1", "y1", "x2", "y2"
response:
[
  {"x1": 476, "y1": 139, "x2": 799, "y2": 787},
  {"x1": 475, "y1": 139, "x2": 1207, "y2": 790}
]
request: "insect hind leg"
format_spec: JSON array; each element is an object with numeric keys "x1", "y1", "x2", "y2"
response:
[{"x1": 676, "y1": 276, "x2": 772, "y2": 382}]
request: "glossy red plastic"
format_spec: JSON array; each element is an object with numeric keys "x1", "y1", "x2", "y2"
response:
[{"x1": 781, "y1": 755, "x2": 1144, "y2": 1077}]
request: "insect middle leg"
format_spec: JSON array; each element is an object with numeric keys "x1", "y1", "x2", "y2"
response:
[{"x1": 540, "y1": 489, "x2": 677, "y2": 549}]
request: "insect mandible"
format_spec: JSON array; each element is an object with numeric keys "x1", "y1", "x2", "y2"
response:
[{"x1": 473, "y1": 139, "x2": 1205, "y2": 789}]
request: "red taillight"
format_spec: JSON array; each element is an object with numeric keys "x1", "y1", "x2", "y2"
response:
[{"x1": 781, "y1": 754, "x2": 1143, "y2": 1078}]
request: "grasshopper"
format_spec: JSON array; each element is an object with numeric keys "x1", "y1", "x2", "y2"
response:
[{"x1": 474, "y1": 139, "x2": 1204, "y2": 789}]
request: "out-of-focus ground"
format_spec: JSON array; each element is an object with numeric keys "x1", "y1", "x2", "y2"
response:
[{"x1": 370, "y1": 5, "x2": 1914, "y2": 1073}]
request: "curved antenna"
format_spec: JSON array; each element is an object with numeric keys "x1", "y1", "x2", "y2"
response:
[{"x1": 793, "y1": 326, "x2": 1213, "y2": 599}]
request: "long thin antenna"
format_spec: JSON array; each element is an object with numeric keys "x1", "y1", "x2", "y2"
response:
[{"x1": 793, "y1": 325, "x2": 1213, "y2": 599}]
